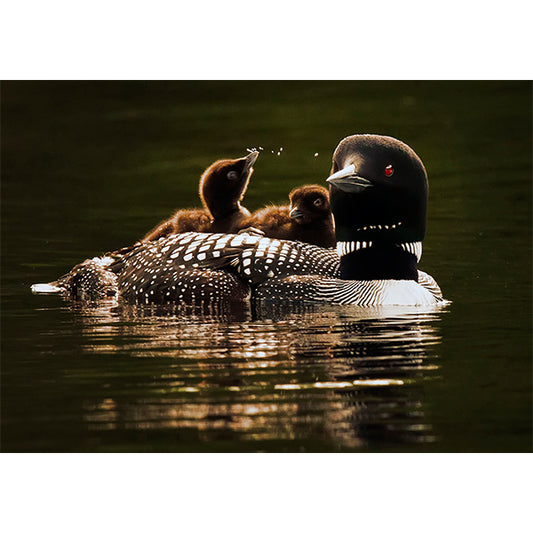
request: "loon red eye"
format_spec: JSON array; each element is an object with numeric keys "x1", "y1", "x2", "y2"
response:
[{"x1": 384, "y1": 165, "x2": 394, "y2": 177}]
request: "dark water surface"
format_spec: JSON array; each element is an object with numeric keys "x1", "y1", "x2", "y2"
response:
[{"x1": 2, "y1": 81, "x2": 531, "y2": 452}]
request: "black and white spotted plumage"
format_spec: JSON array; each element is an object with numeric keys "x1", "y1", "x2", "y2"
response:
[
  {"x1": 37, "y1": 256, "x2": 119, "y2": 301},
  {"x1": 116, "y1": 233, "x2": 250, "y2": 304},
  {"x1": 116, "y1": 231, "x2": 340, "y2": 304}
]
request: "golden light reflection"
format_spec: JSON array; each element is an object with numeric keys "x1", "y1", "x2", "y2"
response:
[{"x1": 68, "y1": 300, "x2": 445, "y2": 449}]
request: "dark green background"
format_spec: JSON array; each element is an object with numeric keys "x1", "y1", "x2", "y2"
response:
[{"x1": 1, "y1": 81, "x2": 531, "y2": 451}]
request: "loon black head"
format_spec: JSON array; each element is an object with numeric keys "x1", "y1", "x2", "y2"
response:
[
  {"x1": 327, "y1": 134, "x2": 429, "y2": 281},
  {"x1": 288, "y1": 185, "x2": 332, "y2": 226},
  {"x1": 200, "y1": 151, "x2": 259, "y2": 219}
]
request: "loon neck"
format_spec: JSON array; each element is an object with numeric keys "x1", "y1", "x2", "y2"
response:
[{"x1": 336, "y1": 240, "x2": 421, "y2": 281}]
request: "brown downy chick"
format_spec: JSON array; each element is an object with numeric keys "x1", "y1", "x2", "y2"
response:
[
  {"x1": 143, "y1": 151, "x2": 258, "y2": 241},
  {"x1": 238, "y1": 184, "x2": 335, "y2": 248}
]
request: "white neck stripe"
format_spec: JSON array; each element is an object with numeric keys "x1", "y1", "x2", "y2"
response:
[
  {"x1": 337, "y1": 241, "x2": 373, "y2": 256},
  {"x1": 336, "y1": 241, "x2": 423, "y2": 262}
]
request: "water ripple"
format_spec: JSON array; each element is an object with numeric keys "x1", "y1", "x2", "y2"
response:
[{"x1": 44, "y1": 301, "x2": 450, "y2": 450}]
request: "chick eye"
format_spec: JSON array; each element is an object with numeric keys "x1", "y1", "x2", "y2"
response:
[
  {"x1": 227, "y1": 171, "x2": 239, "y2": 181},
  {"x1": 384, "y1": 165, "x2": 394, "y2": 177},
  {"x1": 313, "y1": 198, "x2": 323, "y2": 207}
]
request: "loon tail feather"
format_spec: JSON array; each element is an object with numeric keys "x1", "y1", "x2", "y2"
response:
[{"x1": 31, "y1": 282, "x2": 63, "y2": 294}]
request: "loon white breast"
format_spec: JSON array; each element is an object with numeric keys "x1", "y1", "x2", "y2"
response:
[{"x1": 32, "y1": 134, "x2": 447, "y2": 307}]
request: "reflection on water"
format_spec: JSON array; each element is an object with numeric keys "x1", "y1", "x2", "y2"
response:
[{"x1": 60, "y1": 300, "x2": 446, "y2": 451}]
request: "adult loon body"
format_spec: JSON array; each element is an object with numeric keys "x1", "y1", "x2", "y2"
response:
[
  {"x1": 112, "y1": 230, "x2": 442, "y2": 306},
  {"x1": 143, "y1": 151, "x2": 258, "y2": 241},
  {"x1": 33, "y1": 135, "x2": 446, "y2": 307},
  {"x1": 237, "y1": 185, "x2": 335, "y2": 249}
]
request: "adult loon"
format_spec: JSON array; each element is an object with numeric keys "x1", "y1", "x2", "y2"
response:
[
  {"x1": 236, "y1": 184, "x2": 335, "y2": 248},
  {"x1": 32, "y1": 134, "x2": 446, "y2": 307},
  {"x1": 143, "y1": 151, "x2": 258, "y2": 241}
]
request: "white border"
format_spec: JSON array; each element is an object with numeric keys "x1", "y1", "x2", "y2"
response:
[{"x1": 1, "y1": 2, "x2": 532, "y2": 79}]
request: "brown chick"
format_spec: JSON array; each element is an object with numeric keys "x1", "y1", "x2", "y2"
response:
[
  {"x1": 143, "y1": 151, "x2": 258, "y2": 241},
  {"x1": 238, "y1": 184, "x2": 335, "y2": 248}
]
